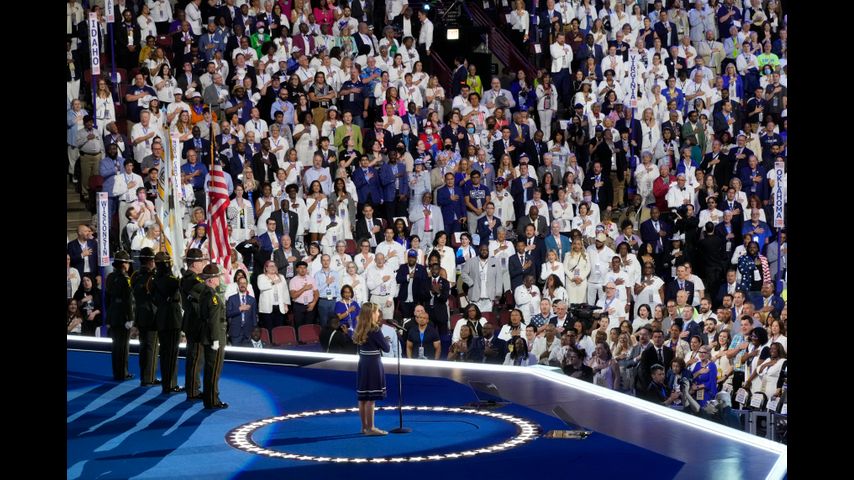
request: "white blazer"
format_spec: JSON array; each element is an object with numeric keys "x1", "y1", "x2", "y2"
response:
[{"x1": 257, "y1": 274, "x2": 292, "y2": 314}]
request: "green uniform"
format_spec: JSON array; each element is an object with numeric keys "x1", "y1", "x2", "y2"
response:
[
  {"x1": 106, "y1": 270, "x2": 135, "y2": 380},
  {"x1": 180, "y1": 271, "x2": 205, "y2": 398},
  {"x1": 197, "y1": 284, "x2": 228, "y2": 408},
  {"x1": 152, "y1": 268, "x2": 183, "y2": 392},
  {"x1": 131, "y1": 267, "x2": 159, "y2": 384}
]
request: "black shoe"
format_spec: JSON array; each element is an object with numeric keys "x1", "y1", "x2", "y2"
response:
[
  {"x1": 205, "y1": 403, "x2": 229, "y2": 410},
  {"x1": 123, "y1": 374, "x2": 134, "y2": 380},
  {"x1": 141, "y1": 379, "x2": 163, "y2": 387},
  {"x1": 163, "y1": 386, "x2": 185, "y2": 394}
]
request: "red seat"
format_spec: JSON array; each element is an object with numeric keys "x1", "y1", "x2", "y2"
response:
[
  {"x1": 297, "y1": 324, "x2": 321, "y2": 344},
  {"x1": 260, "y1": 328, "x2": 272, "y2": 344},
  {"x1": 482, "y1": 311, "x2": 495, "y2": 323},
  {"x1": 272, "y1": 326, "x2": 297, "y2": 346},
  {"x1": 345, "y1": 239, "x2": 357, "y2": 256},
  {"x1": 498, "y1": 310, "x2": 511, "y2": 326},
  {"x1": 503, "y1": 290, "x2": 515, "y2": 308},
  {"x1": 156, "y1": 34, "x2": 173, "y2": 49},
  {"x1": 447, "y1": 294, "x2": 460, "y2": 314},
  {"x1": 450, "y1": 313, "x2": 463, "y2": 332}
]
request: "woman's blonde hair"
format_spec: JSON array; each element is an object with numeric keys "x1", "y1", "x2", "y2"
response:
[{"x1": 353, "y1": 302, "x2": 379, "y2": 345}]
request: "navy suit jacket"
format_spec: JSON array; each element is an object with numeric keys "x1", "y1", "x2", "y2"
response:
[
  {"x1": 67, "y1": 239, "x2": 99, "y2": 275},
  {"x1": 664, "y1": 279, "x2": 695, "y2": 304},
  {"x1": 577, "y1": 43, "x2": 604, "y2": 64},
  {"x1": 508, "y1": 252, "x2": 537, "y2": 291},
  {"x1": 436, "y1": 185, "x2": 466, "y2": 227},
  {"x1": 510, "y1": 175, "x2": 538, "y2": 218},
  {"x1": 749, "y1": 293, "x2": 785, "y2": 319},
  {"x1": 640, "y1": 218, "x2": 673, "y2": 250},
  {"x1": 476, "y1": 215, "x2": 502, "y2": 245},
  {"x1": 352, "y1": 166, "x2": 382, "y2": 205},
  {"x1": 481, "y1": 335, "x2": 509, "y2": 364},
  {"x1": 451, "y1": 64, "x2": 468, "y2": 97},
  {"x1": 379, "y1": 162, "x2": 410, "y2": 202},
  {"x1": 509, "y1": 122, "x2": 530, "y2": 142},
  {"x1": 256, "y1": 231, "x2": 278, "y2": 259},
  {"x1": 183, "y1": 137, "x2": 211, "y2": 163},
  {"x1": 226, "y1": 293, "x2": 258, "y2": 336},
  {"x1": 654, "y1": 21, "x2": 679, "y2": 48},
  {"x1": 396, "y1": 263, "x2": 430, "y2": 304}
]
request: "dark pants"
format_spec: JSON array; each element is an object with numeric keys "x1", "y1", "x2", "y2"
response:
[
  {"x1": 316, "y1": 298, "x2": 337, "y2": 328},
  {"x1": 228, "y1": 317, "x2": 255, "y2": 347},
  {"x1": 158, "y1": 328, "x2": 181, "y2": 392},
  {"x1": 292, "y1": 302, "x2": 317, "y2": 328},
  {"x1": 184, "y1": 341, "x2": 204, "y2": 398},
  {"x1": 259, "y1": 305, "x2": 286, "y2": 333},
  {"x1": 399, "y1": 301, "x2": 417, "y2": 320},
  {"x1": 194, "y1": 189, "x2": 206, "y2": 211},
  {"x1": 111, "y1": 324, "x2": 130, "y2": 380},
  {"x1": 417, "y1": 45, "x2": 431, "y2": 73},
  {"x1": 426, "y1": 303, "x2": 450, "y2": 337},
  {"x1": 385, "y1": 194, "x2": 408, "y2": 226},
  {"x1": 203, "y1": 343, "x2": 226, "y2": 408},
  {"x1": 552, "y1": 69, "x2": 570, "y2": 109},
  {"x1": 137, "y1": 326, "x2": 159, "y2": 384}
]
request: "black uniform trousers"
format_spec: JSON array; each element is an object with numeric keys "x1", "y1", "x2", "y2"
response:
[
  {"x1": 184, "y1": 341, "x2": 204, "y2": 398},
  {"x1": 158, "y1": 328, "x2": 182, "y2": 392},
  {"x1": 111, "y1": 325, "x2": 131, "y2": 380},
  {"x1": 137, "y1": 327, "x2": 159, "y2": 384},
  {"x1": 203, "y1": 344, "x2": 226, "y2": 408}
]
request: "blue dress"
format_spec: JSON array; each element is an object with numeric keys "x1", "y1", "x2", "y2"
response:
[{"x1": 357, "y1": 329, "x2": 391, "y2": 401}]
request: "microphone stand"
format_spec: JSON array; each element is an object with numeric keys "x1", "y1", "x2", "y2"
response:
[{"x1": 387, "y1": 319, "x2": 411, "y2": 434}]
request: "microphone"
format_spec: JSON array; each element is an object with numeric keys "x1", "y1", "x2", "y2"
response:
[{"x1": 386, "y1": 318, "x2": 407, "y2": 333}]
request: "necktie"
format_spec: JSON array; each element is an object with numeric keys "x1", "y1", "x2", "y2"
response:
[
  {"x1": 240, "y1": 294, "x2": 246, "y2": 325},
  {"x1": 424, "y1": 206, "x2": 431, "y2": 231},
  {"x1": 657, "y1": 347, "x2": 663, "y2": 365}
]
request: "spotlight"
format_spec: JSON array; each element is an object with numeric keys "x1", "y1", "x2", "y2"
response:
[
  {"x1": 423, "y1": 4, "x2": 431, "y2": 11},
  {"x1": 446, "y1": 28, "x2": 459, "y2": 40}
]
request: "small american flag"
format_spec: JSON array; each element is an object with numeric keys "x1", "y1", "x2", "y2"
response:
[{"x1": 207, "y1": 161, "x2": 231, "y2": 270}]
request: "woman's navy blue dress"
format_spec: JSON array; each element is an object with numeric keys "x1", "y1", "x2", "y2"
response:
[{"x1": 357, "y1": 329, "x2": 391, "y2": 401}]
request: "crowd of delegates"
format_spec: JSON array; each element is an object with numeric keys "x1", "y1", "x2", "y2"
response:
[{"x1": 66, "y1": 0, "x2": 787, "y2": 414}]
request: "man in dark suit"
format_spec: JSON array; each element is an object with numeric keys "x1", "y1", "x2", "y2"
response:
[
  {"x1": 355, "y1": 203, "x2": 384, "y2": 246},
  {"x1": 576, "y1": 34, "x2": 605, "y2": 65},
  {"x1": 363, "y1": 119, "x2": 394, "y2": 153},
  {"x1": 225, "y1": 277, "x2": 258, "y2": 346},
  {"x1": 450, "y1": 56, "x2": 468, "y2": 98},
  {"x1": 68, "y1": 224, "x2": 99, "y2": 282},
  {"x1": 392, "y1": 6, "x2": 421, "y2": 43},
  {"x1": 172, "y1": 21, "x2": 197, "y2": 67},
  {"x1": 510, "y1": 163, "x2": 538, "y2": 220},
  {"x1": 725, "y1": 135, "x2": 754, "y2": 184},
  {"x1": 116, "y1": 10, "x2": 142, "y2": 71},
  {"x1": 508, "y1": 238, "x2": 538, "y2": 291},
  {"x1": 272, "y1": 234, "x2": 302, "y2": 279},
  {"x1": 539, "y1": 0, "x2": 563, "y2": 52},
  {"x1": 712, "y1": 101, "x2": 741, "y2": 139},
  {"x1": 664, "y1": 265, "x2": 695, "y2": 303},
  {"x1": 581, "y1": 160, "x2": 613, "y2": 213},
  {"x1": 492, "y1": 127, "x2": 522, "y2": 164},
  {"x1": 508, "y1": 113, "x2": 531, "y2": 143},
  {"x1": 426, "y1": 263, "x2": 451, "y2": 336},
  {"x1": 255, "y1": 218, "x2": 280, "y2": 270},
  {"x1": 639, "y1": 329, "x2": 675, "y2": 389},
  {"x1": 250, "y1": 137, "x2": 277, "y2": 184},
  {"x1": 640, "y1": 363, "x2": 680, "y2": 405},
  {"x1": 183, "y1": 126, "x2": 212, "y2": 165},
  {"x1": 379, "y1": 150, "x2": 410, "y2": 222},
  {"x1": 352, "y1": 156, "x2": 383, "y2": 215},
  {"x1": 480, "y1": 322, "x2": 508, "y2": 364},
  {"x1": 271, "y1": 201, "x2": 300, "y2": 240},
  {"x1": 640, "y1": 206, "x2": 672, "y2": 254},
  {"x1": 699, "y1": 139, "x2": 732, "y2": 189},
  {"x1": 476, "y1": 203, "x2": 502, "y2": 246},
  {"x1": 720, "y1": 188, "x2": 745, "y2": 233},
  {"x1": 348, "y1": 0, "x2": 374, "y2": 27},
  {"x1": 527, "y1": 131, "x2": 549, "y2": 169},
  {"x1": 615, "y1": 113, "x2": 642, "y2": 151},
  {"x1": 392, "y1": 127, "x2": 419, "y2": 157},
  {"x1": 436, "y1": 172, "x2": 467, "y2": 235},
  {"x1": 396, "y1": 250, "x2": 430, "y2": 319},
  {"x1": 654, "y1": 12, "x2": 679, "y2": 48},
  {"x1": 516, "y1": 207, "x2": 549, "y2": 239}
]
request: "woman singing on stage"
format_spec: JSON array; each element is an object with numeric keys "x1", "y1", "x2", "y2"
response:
[{"x1": 353, "y1": 303, "x2": 390, "y2": 435}]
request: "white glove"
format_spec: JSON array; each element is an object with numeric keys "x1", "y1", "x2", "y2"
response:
[
  {"x1": 124, "y1": 321, "x2": 133, "y2": 330},
  {"x1": 212, "y1": 340, "x2": 220, "y2": 351}
]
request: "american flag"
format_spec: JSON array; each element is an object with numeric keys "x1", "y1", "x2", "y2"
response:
[{"x1": 207, "y1": 161, "x2": 231, "y2": 269}]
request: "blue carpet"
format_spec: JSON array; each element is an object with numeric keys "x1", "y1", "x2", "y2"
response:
[{"x1": 67, "y1": 350, "x2": 684, "y2": 479}]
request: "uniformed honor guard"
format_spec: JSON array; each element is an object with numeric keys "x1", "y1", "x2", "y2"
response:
[
  {"x1": 181, "y1": 248, "x2": 208, "y2": 400},
  {"x1": 106, "y1": 250, "x2": 135, "y2": 381},
  {"x1": 152, "y1": 252, "x2": 185, "y2": 394},
  {"x1": 196, "y1": 263, "x2": 229, "y2": 409},
  {"x1": 132, "y1": 247, "x2": 161, "y2": 386}
]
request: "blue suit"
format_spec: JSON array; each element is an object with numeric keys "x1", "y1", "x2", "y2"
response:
[
  {"x1": 352, "y1": 166, "x2": 382, "y2": 205},
  {"x1": 476, "y1": 215, "x2": 502, "y2": 246},
  {"x1": 544, "y1": 234, "x2": 572, "y2": 260},
  {"x1": 436, "y1": 185, "x2": 466, "y2": 234},
  {"x1": 509, "y1": 122, "x2": 530, "y2": 142},
  {"x1": 256, "y1": 231, "x2": 278, "y2": 261},
  {"x1": 226, "y1": 293, "x2": 258, "y2": 346},
  {"x1": 379, "y1": 162, "x2": 410, "y2": 203},
  {"x1": 749, "y1": 293, "x2": 785, "y2": 320}
]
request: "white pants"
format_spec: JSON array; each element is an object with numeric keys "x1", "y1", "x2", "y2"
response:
[
  {"x1": 371, "y1": 293, "x2": 395, "y2": 320},
  {"x1": 68, "y1": 146, "x2": 80, "y2": 175},
  {"x1": 587, "y1": 282, "x2": 603, "y2": 306},
  {"x1": 466, "y1": 211, "x2": 484, "y2": 236},
  {"x1": 538, "y1": 109, "x2": 553, "y2": 141},
  {"x1": 67, "y1": 80, "x2": 80, "y2": 105},
  {"x1": 473, "y1": 298, "x2": 494, "y2": 313}
]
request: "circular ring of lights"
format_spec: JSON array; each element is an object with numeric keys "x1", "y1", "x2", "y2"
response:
[{"x1": 226, "y1": 405, "x2": 541, "y2": 463}]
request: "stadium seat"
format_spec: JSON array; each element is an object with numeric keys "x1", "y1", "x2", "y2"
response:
[
  {"x1": 297, "y1": 324, "x2": 321, "y2": 344},
  {"x1": 260, "y1": 328, "x2": 272, "y2": 344},
  {"x1": 498, "y1": 310, "x2": 510, "y2": 326},
  {"x1": 345, "y1": 239, "x2": 357, "y2": 256},
  {"x1": 272, "y1": 326, "x2": 297, "y2": 346},
  {"x1": 450, "y1": 313, "x2": 463, "y2": 332}
]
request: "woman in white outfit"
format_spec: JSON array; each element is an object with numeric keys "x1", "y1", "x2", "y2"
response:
[{"x1": 563, "y1": 239, "x2": 591, "y2": 304}]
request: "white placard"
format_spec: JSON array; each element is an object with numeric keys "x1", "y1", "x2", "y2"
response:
[
  {"x1": 772, "y1": 161, "x2": 785, "y2": 228},
  {"x1": 105, "y1": 0, "x2": 115, "y2": 23},
  {"x1": 735, "y1": 388, "x2": 749, "y2": 405},
  {"x1": 627, "y1": 48, "x2": 640, "y2": 110},
  {"x1": 97, "y1": 192, "x2": 110, "y2": 267},
  {"x1": 780, "y1": 403, "x2": 787, "y2": 415},
  {"x1": 767, "y1": 397, "x2": 779, "y2": 411},
  {"x1": 88, "y1": 13, "x2": 101, "y2": 76},
  {"x1": 749, "y1": 393, "x2": 764, "y2": 408}
]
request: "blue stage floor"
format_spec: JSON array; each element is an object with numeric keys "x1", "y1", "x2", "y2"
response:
[{"x1": 67, "y1": 349, "x2": 684, "y2": 479}]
